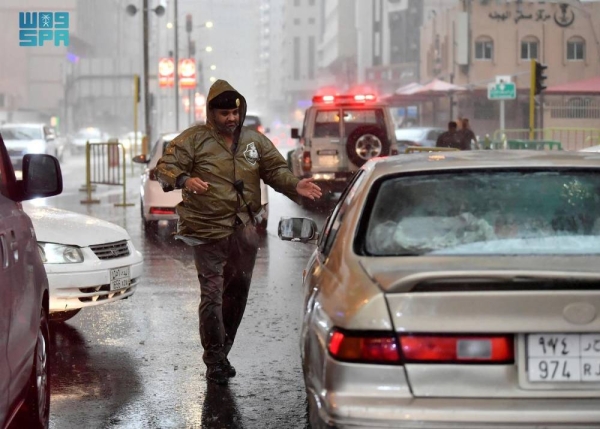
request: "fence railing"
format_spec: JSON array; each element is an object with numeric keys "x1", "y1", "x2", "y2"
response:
[
  {"x1": 492, "y1": 128, "x2": 600, "y2": 151},
  {"x1": 80, "y1": 141, "x2": 134, "y2": 207}
]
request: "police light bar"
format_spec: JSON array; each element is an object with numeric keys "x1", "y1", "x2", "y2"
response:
[{"x1": 312, "y1": 94, "x2": 377, "y2": 105}]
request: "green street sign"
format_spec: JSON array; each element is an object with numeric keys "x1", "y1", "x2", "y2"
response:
[{"x1": 488, "y1": 82, "x2": 516, "y2": 100}]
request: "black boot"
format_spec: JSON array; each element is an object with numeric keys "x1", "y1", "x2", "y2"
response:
[
  {"x1": 224, "y1": 358, "x2": 236, "y2": 377},
  {"x1": 206, "y1": 364, "x2": 228, "y2": 385}
]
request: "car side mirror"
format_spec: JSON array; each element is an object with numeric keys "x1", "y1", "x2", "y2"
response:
[
  {"x1": 291, "y1": 128, "x2": 300, "y2": 139},
  {"x1": 278, "y1": 217, "x2": 318, "y2": 243},
  {"x1": 21, "y1": 154, "x2": 62, "y2": 200},
  {"x1": 132, "y1": 154, "x2": 150, "y2": 164}
]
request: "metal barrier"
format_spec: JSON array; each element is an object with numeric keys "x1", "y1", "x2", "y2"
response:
[
  {"x1": 80, "y1": 141, "x2": 134, "y2": 207},
  {"x1": 405, "y1": 147, "x2": 460, "y2": 153},
  {"x1": 492, "y1": 128, "x2": 600, "y2": 151}
]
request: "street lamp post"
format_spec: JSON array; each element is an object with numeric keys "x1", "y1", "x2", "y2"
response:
[{"x1": 127, "y1": 1, "x2": 164, "y2": 147}]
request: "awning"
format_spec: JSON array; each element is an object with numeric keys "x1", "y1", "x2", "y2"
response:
[{"x1": 546, "y1": 76, "x2": 600, "y2": 95}]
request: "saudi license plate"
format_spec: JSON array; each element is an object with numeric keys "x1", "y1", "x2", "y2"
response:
[
  {"x1": 110, "y1": 266, "x2": 130, "y2": 290},
  {"x1": 527, "y1": 334, "x2": 600, "y2": 382}
]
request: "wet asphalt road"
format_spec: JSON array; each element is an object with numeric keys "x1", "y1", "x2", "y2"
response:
[{"x1": 31, "y1": 154, "x2": 335, "y2": 429}]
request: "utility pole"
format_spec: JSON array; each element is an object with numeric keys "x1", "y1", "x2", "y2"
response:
[
  {"x1": 174, "y1": 0, "x2": 180, "y2": 131},
  {"x1": 143, "y1": 0, "x2": 151, "y2": 144}
]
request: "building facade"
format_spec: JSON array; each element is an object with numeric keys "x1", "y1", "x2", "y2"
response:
[{"x1": 419, "y1": 0, "x2": 600, "y2": 136}]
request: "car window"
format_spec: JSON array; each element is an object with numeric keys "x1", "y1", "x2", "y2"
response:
[
  {"x1": 318, "y1": 170, "x2": 366, "y2": 255},
  {"x1": 342, "y1": 109, "x2": 386, "y2": 137},
  {"x1": 313, "y1": 110, "x2": 341, "y2": 138},
  {"x1": 364, "y1": 170, "x2": 600, "y2": 256},
  {"x1": 245, "y1": 115, "x2": 260, "y2": 126},
  {"x1": 0, "y1": 126, "x2": 43, "y2": 140}
]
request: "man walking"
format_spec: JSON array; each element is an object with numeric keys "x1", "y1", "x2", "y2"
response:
[
  {"x1": 458, "y1": 117, "x2": 477, "y2": 150},
  {"x1": 155, "y1": 79, "x2": 322, "y2": 384},
  {"x1": 436, "y1": 121, "x2": 464, "y2": 150}
]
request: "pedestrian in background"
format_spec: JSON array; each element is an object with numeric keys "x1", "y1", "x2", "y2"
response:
[
  {"x1": 458, "y1": 117, "x2": 477, "y2": 150},
  {"x1": 436, "y1": 121, "x2": 463, "y2": 150},
  {"x1": 155, "y1": 79, "x2": 322, "y2": 384}
]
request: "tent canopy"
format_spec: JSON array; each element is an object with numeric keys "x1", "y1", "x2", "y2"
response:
[{"x1": 546, "y1": 76, "x2": 600, "y2": 95}]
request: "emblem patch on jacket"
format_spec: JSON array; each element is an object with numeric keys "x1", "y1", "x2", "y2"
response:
[{"x1": 243, "y1": 142, "x2": 260, "y2": 165}]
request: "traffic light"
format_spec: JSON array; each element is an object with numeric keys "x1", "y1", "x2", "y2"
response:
[
  {"x1": 134, "y1": 74, "x2": 140, "y2": 103},
  {"x1": 532, "y1": 60, "x2": 548, "y2": 95},
  {"x1": 186, "y1": 14, "x2": 193, "y2": 33}
]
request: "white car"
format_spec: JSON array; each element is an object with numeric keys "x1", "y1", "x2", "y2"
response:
[
  {"x1": 23, "y1": 203, "x2": 144, "y2": 323},
  {"x1": 134, "y1": 132, "x2": 269, "y2": 232},
  {"x1": 70, "y1": 127, "x2": 110, "y2": 154},
  {"x1": 1, "y1": 123, "x2": 66, "y2": 169}
]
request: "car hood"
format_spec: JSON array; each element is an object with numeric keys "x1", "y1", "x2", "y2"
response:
[
  {"x1": 359, "y1": 255, "x2": 600, "y2": 293},
  {"x1": 23, "y1": 204, "x2": 131, "y2": 247}
]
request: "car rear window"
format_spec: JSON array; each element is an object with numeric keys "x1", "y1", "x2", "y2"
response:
[
  {"x1": 365, "y1": 170, "x2": 600, "y2": 256},
  {"x1": 313, "y1": 110, "x2": 340, "y2": 138}
]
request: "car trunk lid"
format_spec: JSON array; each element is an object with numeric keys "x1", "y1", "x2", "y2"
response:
[{"x1": 360, "y1": 257, "x2": 600, "y2": 398}]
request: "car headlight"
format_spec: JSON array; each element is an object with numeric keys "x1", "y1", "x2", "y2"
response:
[
  {"x1": 37, "y1": 242, "x2": 84, "y2": 264},
  {"x1": 27, "y1": 140, "x2": 46, "y2": 154}
]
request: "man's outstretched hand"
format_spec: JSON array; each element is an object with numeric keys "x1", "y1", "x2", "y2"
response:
[{"x1": 296, "y1": 178, "x2": 323, "y2": 200}]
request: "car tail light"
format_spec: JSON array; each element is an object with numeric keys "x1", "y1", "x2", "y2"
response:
[
  {"x1": 302, "y1": 151, "x2": 312, "y2": 172},
  {"x1": 257, "y1": 125, "x2": 265, "y2": 134},
  {"x1": 400, "y1": 335, "x2": 514, "y2": 363},
  {"x1": 328, "y1": 330, "x2": 400, "y2": 363},
  {"x1": 149, "y1": 207, "x2": 176, "y2": 215},
  {"x1": 148, "y1": 168, "x2": 157, "y2": 181}
]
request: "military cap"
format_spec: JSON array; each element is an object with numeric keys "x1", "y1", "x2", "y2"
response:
[{"x1": 209, "y1": 91, "x2": 241, "y2": 109}]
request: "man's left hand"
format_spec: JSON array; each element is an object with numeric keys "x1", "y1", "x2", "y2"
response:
[{"x1": 296, "y1": 178, "x2": 322, "y2": 200}]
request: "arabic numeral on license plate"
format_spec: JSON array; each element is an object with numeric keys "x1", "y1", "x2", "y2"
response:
[{"x1": 538, "y1": 360, "x2": 571, "y2": 380}]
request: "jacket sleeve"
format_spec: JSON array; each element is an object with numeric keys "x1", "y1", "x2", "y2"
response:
[
  {"x1": 258, "y1": 136, "x2": 300, "y2": 202},
  {"x1": 155, "y1": 132, "x2": 195, "y2": 192}
]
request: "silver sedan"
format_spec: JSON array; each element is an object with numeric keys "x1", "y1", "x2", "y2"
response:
[{"x1": 280, "y1": 150, "x2": 600, "y2": 429}]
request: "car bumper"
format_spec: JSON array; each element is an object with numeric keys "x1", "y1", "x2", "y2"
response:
[
  {"x1": 310, "y1": 357, "x2": 600, "y2": 428},
  {"x1": 47, "y1": 248, "x2": 143, "y2": 313}
]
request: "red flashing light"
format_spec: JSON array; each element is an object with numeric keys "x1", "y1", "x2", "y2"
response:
[
  {"x1": 312, "y1": 94, "x2": 377, "y2": 105},
  {"x1": 149, "y1": 207, "x2": 177, "y2": 215}
]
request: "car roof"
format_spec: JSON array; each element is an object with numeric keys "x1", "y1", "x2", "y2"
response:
[{"x1": 367, "y1": 150, "x2": 600, "y2": 177}]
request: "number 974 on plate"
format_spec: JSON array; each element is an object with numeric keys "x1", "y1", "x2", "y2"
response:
[{"x1": 527, "y1": 334, "x2": 600, "y2": 383}]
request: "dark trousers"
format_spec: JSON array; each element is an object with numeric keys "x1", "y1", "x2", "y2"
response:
[{"x1": 192, "y1": 228, "x2": 258, "y2": 366}]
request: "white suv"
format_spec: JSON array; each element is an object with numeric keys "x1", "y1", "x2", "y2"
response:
[{"x1": 288, "y1": 94, "x2": 398, "y2": 206}]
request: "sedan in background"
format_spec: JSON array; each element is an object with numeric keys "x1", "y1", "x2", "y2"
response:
[
  {"x1": 70, "y1": 127, "x2": 110, "y2": 154},
  {"x1": 280, "y1": 151, "x2": 600, "y2": 428},
  {"x1": 1, "y1": 123, "x2": 66, "y2": 169},
  {"x1": 24, "y1": 203, "x2": 144, "y2": 323},
  {"x1": 394, "y1": 126, "x2": 445, "y2": 152},
  {"x1": 134, "y1": 132, "x2": 269, "y2": 233}
]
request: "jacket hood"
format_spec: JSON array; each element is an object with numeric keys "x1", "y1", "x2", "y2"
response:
[{"x1": 206, "y1": 79, "x2": 247, "y2": 145}]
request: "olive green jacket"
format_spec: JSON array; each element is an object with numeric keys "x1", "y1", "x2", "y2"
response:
[{"x1": 155, "y1": 79, "x2": 300, "y2": 240}]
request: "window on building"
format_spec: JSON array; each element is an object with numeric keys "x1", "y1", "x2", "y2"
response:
[
  {"x1": 521, "y1": 37, "x2": 539, "y2": 60},
  {"x1": 309, "y1": 0, "x2": 315, "y2": 5},
  {"x1": 294, "y1": 18, "x2": 300, "y2": 25},
  {"x1": 474, "y1": 37, "x2": 493, "y2": 61},
  {"x1": 294, "y1": 0, "x2": 300, "y2": 6},
  {"x1": 308, "y1": 17, "x2": 315, "y2": 24},
  {"x1": 567, "y1": 37, "x2": 585, "y2": 61},
  {"x1": 293, "y1": 37, "x2": 300, "y2": 81}
]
